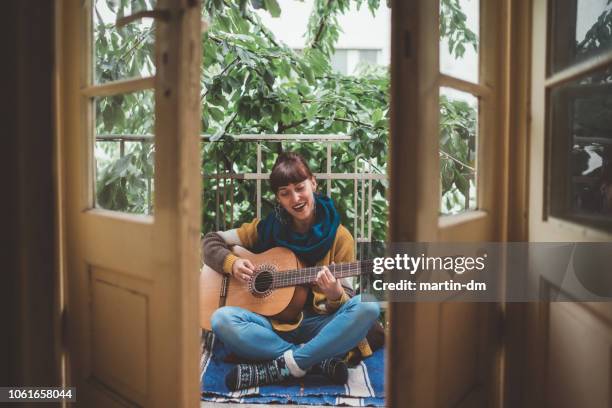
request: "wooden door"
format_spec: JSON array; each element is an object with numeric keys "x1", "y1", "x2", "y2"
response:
[
  {"x1": 388, "y1": 0, "x2": 508, "y2": 407},
  {"x1": 56, "y1": 0, "x2": 201, "y2": 406},
  {"x1": 525, "y1": 0, "x2": 612, "y2": 406}
]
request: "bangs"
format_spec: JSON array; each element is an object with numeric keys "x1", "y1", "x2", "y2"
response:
[{"x1": 270, "y1": 154, "x2": 313, "y2": 193}]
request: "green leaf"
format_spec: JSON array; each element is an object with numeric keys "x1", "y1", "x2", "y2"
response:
[
  {"x1": 208, "y1": 107, "x2": 225, "y2": 121},
  {"x1": 303, "y1": 65, "x2": 315, "y2": 84},
  {"x1": 374, "y1": 119, "x2": 387, "y2": 128},
  {"x1": 263, "y1": 69, "x2": 275, "y2": 87},
  {"x1": 263, "y1": 0, "x2": 281, "y2": 17},
  {"x1": 455, "y1": 171, "x2": 469, "y2": 193},
  {"x1": 371, "y1": 108, "x2": 383, "y2": 123}
]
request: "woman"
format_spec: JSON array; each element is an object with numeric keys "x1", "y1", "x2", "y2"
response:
[{"x1": 203, "y1": 152, "x2": 381, "y2": 391}]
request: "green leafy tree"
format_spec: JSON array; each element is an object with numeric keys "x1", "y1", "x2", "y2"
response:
[
  {"x1": 440, "y1": 0, "x2": 478, "y2": 58},
  {"x1": 439, "y1": 94, "x2": 477, "y2": 213},
  {"x1": 200, "y1": 0, "x2": 392, "y2": 238},
  {"x1": 94, "y1": 0, "x2": 156, "y2": 213},
  {"x1": 94, "y1": 0, "x2": 479, "y2": 234}
]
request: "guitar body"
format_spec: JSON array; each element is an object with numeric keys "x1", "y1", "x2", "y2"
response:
[{"x1": 200, "y1": 246, "x2": 310, "y2": 330}]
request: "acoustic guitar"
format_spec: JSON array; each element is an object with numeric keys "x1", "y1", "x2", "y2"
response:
[{"x1": 200, "y1": 246, "x2": 371, "y2": 330}]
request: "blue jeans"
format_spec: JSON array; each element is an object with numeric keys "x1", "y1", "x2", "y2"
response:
[{"x1": 211, "y1": 294, "x2": 380, "y2": 370}]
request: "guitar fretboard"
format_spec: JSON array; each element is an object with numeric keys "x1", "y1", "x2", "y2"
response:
[{"x1": 270, "y1": 260, "x2": 373, "y2": 289}]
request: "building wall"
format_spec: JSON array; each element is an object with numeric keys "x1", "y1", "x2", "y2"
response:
[{"x1": 256, "y1": 0, "x2": 391, "y2": 74}]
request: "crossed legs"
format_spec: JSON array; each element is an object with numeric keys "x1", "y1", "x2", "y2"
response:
[{"x1": 211, "y1": 294, "x2": 381, "y2": 371}]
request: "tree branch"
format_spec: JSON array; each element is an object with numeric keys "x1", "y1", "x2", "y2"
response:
[
  {"x1": 243, "y1": 14, "x2": 280, "y2": 48},
  {"x1": 221, "y1": 0, "x2": 280, "y2": 47},
  {"x1": 277, "y1": 118, "x2": 308, "y2": 133},
  {"x1": 309, "y1": 0, "x2": 335, "y2": 50},
  {"x1": 439, "y1": 150, "x2": 475, "y2": 171},
  {"x1": 118, "y1": 26, "x2": 155, "y2": 63},
  {"x1": 314, "y1": 116, "x2": 386, "y2": 130},
  {"x1": 201, "y1": 57, "x2": 239, "y2": 100},
  {"x1": 222, "y1": 111, "x2": 239, "y2": 136}
]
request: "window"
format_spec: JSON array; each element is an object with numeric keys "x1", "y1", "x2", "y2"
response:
[
  {"x1": 439, "y1": 87, "x2": 478, "y2": 214},
  {"x1": 93, "y1": 0, "x2": 156, "y2": 83},
  {"x1": 90, "y1": 0, "x2": 157, "y2": 215},
  {"x1": 547, "y1": 0, "x2": 612, "y2": 230},
  {"x1": 330, "y1": 48, "x2": 382, "y2": 75},
  {"x1": 438, "y1": 0, "x2": 481, "y2": 215},
  {"x1": 550, "y1": 0, "x2": 612, "y2": 74}
]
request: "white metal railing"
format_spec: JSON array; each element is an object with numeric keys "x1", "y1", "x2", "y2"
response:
[{"x1": 95, "y1": 134, "x2": 386, "y2": 245}]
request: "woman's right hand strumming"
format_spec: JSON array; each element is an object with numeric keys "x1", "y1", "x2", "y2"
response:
[{"x1": 232, "y1": 258, "x2": 255, "y2": 283}]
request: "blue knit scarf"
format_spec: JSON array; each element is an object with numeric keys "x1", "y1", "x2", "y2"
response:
[{"x1": 254, "y1": 194, "x2": 341, "y2": 266}]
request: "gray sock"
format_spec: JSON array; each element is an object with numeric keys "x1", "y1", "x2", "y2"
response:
[{"x1": 225, "y1": 355, "x2": 292, "y2": 391}]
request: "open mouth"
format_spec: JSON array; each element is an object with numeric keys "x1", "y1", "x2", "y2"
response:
[{"x1": 292, "y1": 202, "x2": 307, "y2": 212}]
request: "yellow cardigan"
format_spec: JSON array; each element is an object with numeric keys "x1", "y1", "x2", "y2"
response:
[{"x1": 222, "y1": 218, "x2": 355, "y2": 331}]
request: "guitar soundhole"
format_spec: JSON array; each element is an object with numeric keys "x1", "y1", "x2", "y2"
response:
[
  {"x1": 254, "y1": 271, "x2": 273, "y2": 293},
  {"x1": 250, "y1": 263, "x2": 276, "y2": 297}
]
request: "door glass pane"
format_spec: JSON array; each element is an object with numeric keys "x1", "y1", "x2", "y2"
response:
[
  {"x1": 549, "y1": 68, "x2": 612, "y2": 229},
  {"x1": 439, "y1": 87, "x2": 479, "y2": 215},
  {"x1": 550, "y1": 0, "x2": 612, "y2": 74},
  {"x1": 93, "y1": 0, "x2": 156, "y2": 84},
  {"x1": 439, "y1": 0, "x2": 479, "y2": 83},
  {"x1": 94, "y1": 90, "x2": 155, "y2": 214}
]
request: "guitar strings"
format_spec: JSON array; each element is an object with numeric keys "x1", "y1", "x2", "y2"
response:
[
  {"x1": 230, "y1": 261, "x2": 374, "y2": 287},
  {"x1": 269, "y1": 260, "x2": 374, "y2": 286},
  {"x1": 257, "y1": 263, "x2": 366, "y2": 284},
  {"x1": 245, "y1": 260, "x2": 374, "y2": 289}
]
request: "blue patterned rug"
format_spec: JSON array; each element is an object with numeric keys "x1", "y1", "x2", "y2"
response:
[{"x1": 200, "y1": 331, "x2": 385, "y2": 406}]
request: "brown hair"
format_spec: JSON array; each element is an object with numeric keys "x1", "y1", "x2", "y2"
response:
[{"x1": 270, "y1": 152, "x2": 314, "y2": 193}]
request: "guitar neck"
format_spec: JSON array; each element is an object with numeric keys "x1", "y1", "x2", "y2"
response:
[{"x1": 271, "y1": 260, "x2": 371, "y2": 289}]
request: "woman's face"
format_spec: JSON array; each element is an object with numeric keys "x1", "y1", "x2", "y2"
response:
[{"x1": 276, "y1": 177, "x2": 317, "y2": 223}]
